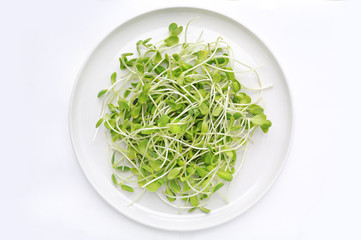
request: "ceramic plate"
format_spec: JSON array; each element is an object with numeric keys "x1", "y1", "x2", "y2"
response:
[{"x1": 69, "y1": 7, "x2": 293, "y2": 231}]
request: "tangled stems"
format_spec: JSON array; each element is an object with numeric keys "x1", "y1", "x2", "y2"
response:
[{"x1": 96, "y1": 21, "x2": 272, "y2": 213}]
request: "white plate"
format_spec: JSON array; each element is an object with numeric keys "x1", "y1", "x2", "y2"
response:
[{"x1": 69, "y1": 7, "x2": 294, "y2": 231}]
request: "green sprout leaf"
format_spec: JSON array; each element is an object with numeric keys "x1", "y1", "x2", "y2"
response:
[
  {"x1": 118, "y1": 100, "x2": 130, "y2": 110},
  {"x1": 111, "y1": 174, "x2": 118, "y2": 185},
  {"x1": 169, "y1": 125, "x2": 181, "y2": 134},
  {"x1": 121, "y1": 185, "x2": 134, "y2": 192},
  {"x1": 146, "y1": 181, "x2": 162, "y2": 192},
  {"x1": 199, "y1": 206, "x2": 211, "y2": 213},
  {"x1": 164, "y1": 36, "x2": 179, "y2": 47},
  {"x1": 167, "y1": 167, "x2": 182, "y2": 179},
  {"x1": 97, "y1": 89, "x2": 107, "y2": 98},
  {"x1": 111, "y1": 72, "x2": 117, "y2": 84},
  {"x1": 212, "y1": 106, "x2": 223, "y2": 117},
  {"x1": 157, "y1": 115, "x2": 170, "y2": 127},
  {"x1": 250, "y1": 113, "x2": 267, "y2": 126},
  {"x1": 169, "y1": 23, "x2": 178, "y2": 32},
  {"x1": 199, "y1": 102, "x2": 209, "y2": 115},
  {"x1": 212, "y1": 183, "x2": 224, "y2": 193},
  {"x1": 95, "y1": 118, "x2": 104, "y2": 128},
  {"x1": 217, "y1": 171, "x2": 233, "y2": 181}
]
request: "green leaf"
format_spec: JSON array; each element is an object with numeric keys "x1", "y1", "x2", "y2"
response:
[
  {"x1": 157, "y1": 115, "x2": 170, "y2": 127},
  {"x1": 111, "y1": 174, "x2": 118, "y2": 185},
  {"x1": 169, "y1": 179, "x2": 181, "y2": 193},
  {"x1": 199, "y1": 207, "x2": 211, "y2": 213},
  {"x1": 111, "y1": 72, "x2": 117, "y2": 84},
  {"x1": 231, "y1": 81, "x2": 241, "y2": 93},
  {"x1": 119, "y1": 57, "x2": 126, "y2": 70},
  {"x1": 196, "y1": 167, "x2": 208, "y2": 178},
  {"x1": 248, "y1": 104, "x2": 264, "y2": 115},
  {"x1": 224, "y1": 149, "x2": 236, "y2": 159},
  {"x1": 201, "y1": 178, "x2": 211, "y2": 190},
  {"x1": 212, "y1": 183, "x2": 224, "y2": 193},
  {"x1": 172, "y1": 26, "x2": 183, "y2": 36},
  {"x1": 218, "y1": 171, "x2": 233, "y2": 181},
  {"x1": 147, "y1": 149, "x2": 158, "y2": 159},
  {"x1": 121, "y1": 52, "x2": 134, "y2": 57},
  {"x1": 213, "y1": 73, "x2": 222, "y2": 83},
  {"x1": 239, "y1": 93, "x2": 251, "y2": 104},
  {"x1": 164, "y1": 36, "x2": 179, "y2": 47},
  {"x1": 190, "y1": 195, "x2": 199, "y2": 207},
  {"x1": 108, "y1": 103, "x2": 116, "y2": 112},
  {"x1": 104, "y1": 119, "x2": 116, "y2": 130},
  {"x1": 134, "y1": 123, "x2": 142, "y2": 131},
  {"x1": 131, "y1": 168, "x2": 139, "y2": 175},
  {"x1": 233, "y1": 112, "x2": 242, "y2": 120},
  {"x1": 187, "y1": 166, "x2": 195, "y2": 175},
  {"x1": 149, "y1": 160, "x2": 162, "y2": 172},
  {"x1": 167, "y1": 167, "x2": 182, "y2": 180},
  {"x1": 146, "y1": 181, "x2": 162, "y2": 192},
  {"x1": 112, "y1": 134, "x2": 121, "y2": 142},
  {"x1": 198, "y1": 89, "x2": 207, "y2": 98},
  {"x1": 214, "y1": 56, "x2": 228, "y2": 66},
  {"x1": 143, "y1": 38, "x2": 152, "y2": 44},
  {"x1": 172, "y1": 53, "x2": 180, "y2": 61},
  {"x1": 201, "y1": 120, "x2": 208, "y2": 133},
  {"x1": 250, "y1": 113, "x2": 267, "y2": 126},
  {"x1": 141, "y1": 164, "x2": 154, "y2": 173},
  {"x1": 154, "y1": 65, "x2": 166, "y2": 75},
  {"x1": 141, "y1": 126, "x2": 156, "y2": 134},
  {"x1": 199, "y1": 102, "x2": 209, "y2": 115},
  {"x1": 138, "y1": 92, "x2": 148, "y2": 104},
  {"x1": 131, "y1": 105, "x2": 141, "y2": 118},
  {"x1": 188, "y1": 207, "x2": 197, "y2": 213},
  {"x1": 204, "y1": 153, "x2": 213, "y2": 165},
  {"x1": 183, "y1": 181, "x2": 191, "y2": 192},
  {"x1": 212, "y1": 106, "x2": 223, "y2": 117},
  {"x1": 97, "y1": 89, "x2": 107, "y2": 98},
  {"x1": 143, "y1": 83, "x2": 151, "y2": 93},
  {"x1": 155, "y1": 51, "x2": 162, "y2": 63},
  {"x1": 127, "y1": 149, "x2": 137, "y2": 160},
  {"x1": 196, "y1": 50, "x2": 208, "y2": 63},
  {"x1": 121, "y1": 119, "x2": 129, "y2": 131},
  {"x1": 165, "y1": 99, "x2": 181, "y2": 111},
  {"x1": 136, "y1": 63, "x2": 144, "y2": 74},
  {"x1": 138, "y1": 175, "x2": 146, "y2": 187},
  {"x1": 224, "y1": 67, "x2": 235, "y2": 80},
  {"x1": 169, "y1": 125, "x2": 181, "y2": 134},
  {"x1": 180, "y1": 62, "x2": 193, "y2": 71},
  {"x1": 231, "y1": 125, "x2": 242, "y2": 131},
  {"x1": 111, "y1": 151, "x2": 116, "y2": 164},
  {"x1": 126, "y1": 58, "x2": 137, "y2": 67},
  {"x1": 95, "y1": 118, "x2": 104, "y2": 128},
  {"x1": 116, "y1": 166, "x2": 131, "y2": 171},
  {"x1": 123, "y1": 89, "x2": 131, "y2": 98},
  {"x1": 165, "y1": 185, "x2": 176, "y2": 202},
  {"x1": 206, "y1": 165, "x2": 214, "y2": 172},
  {"x1": 169, "y1": 23, "x2": 178, "y2": 32},
  {"x1": 138, "y1": 140, "x2": 148, "y2": 156},
  {"x1": 173, "y1": 69, "x2": 182, "y2": 78},
  {"x1": 261, "y1": 120, "x2": 272, "y2": 133},
  {"x1": 121, "y1": 185, "x2": 134, "y2": 192},
  {"x1": 139, "y1": 58, "x2": 150, "y2": 65},
  {"x1": 118, "y1": 100, "x2": 130, "y2": 110}
]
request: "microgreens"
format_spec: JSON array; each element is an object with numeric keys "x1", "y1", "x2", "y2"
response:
[{"x1": 96, "y1": 20, "x2": 272, "y2": 213}]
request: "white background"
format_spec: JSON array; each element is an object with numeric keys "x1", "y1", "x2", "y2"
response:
[{"x1": 1, "y1": 0, "x2": 360, "y2": 239}]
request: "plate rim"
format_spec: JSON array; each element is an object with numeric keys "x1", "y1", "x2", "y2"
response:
[{"x1": 69, "y1": 6, "x2": 295, "y2": 231}]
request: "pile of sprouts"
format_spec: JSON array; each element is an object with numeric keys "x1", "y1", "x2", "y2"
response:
[{"x1": 96, "y1": 20, "x2": 271, "y2": 213}]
